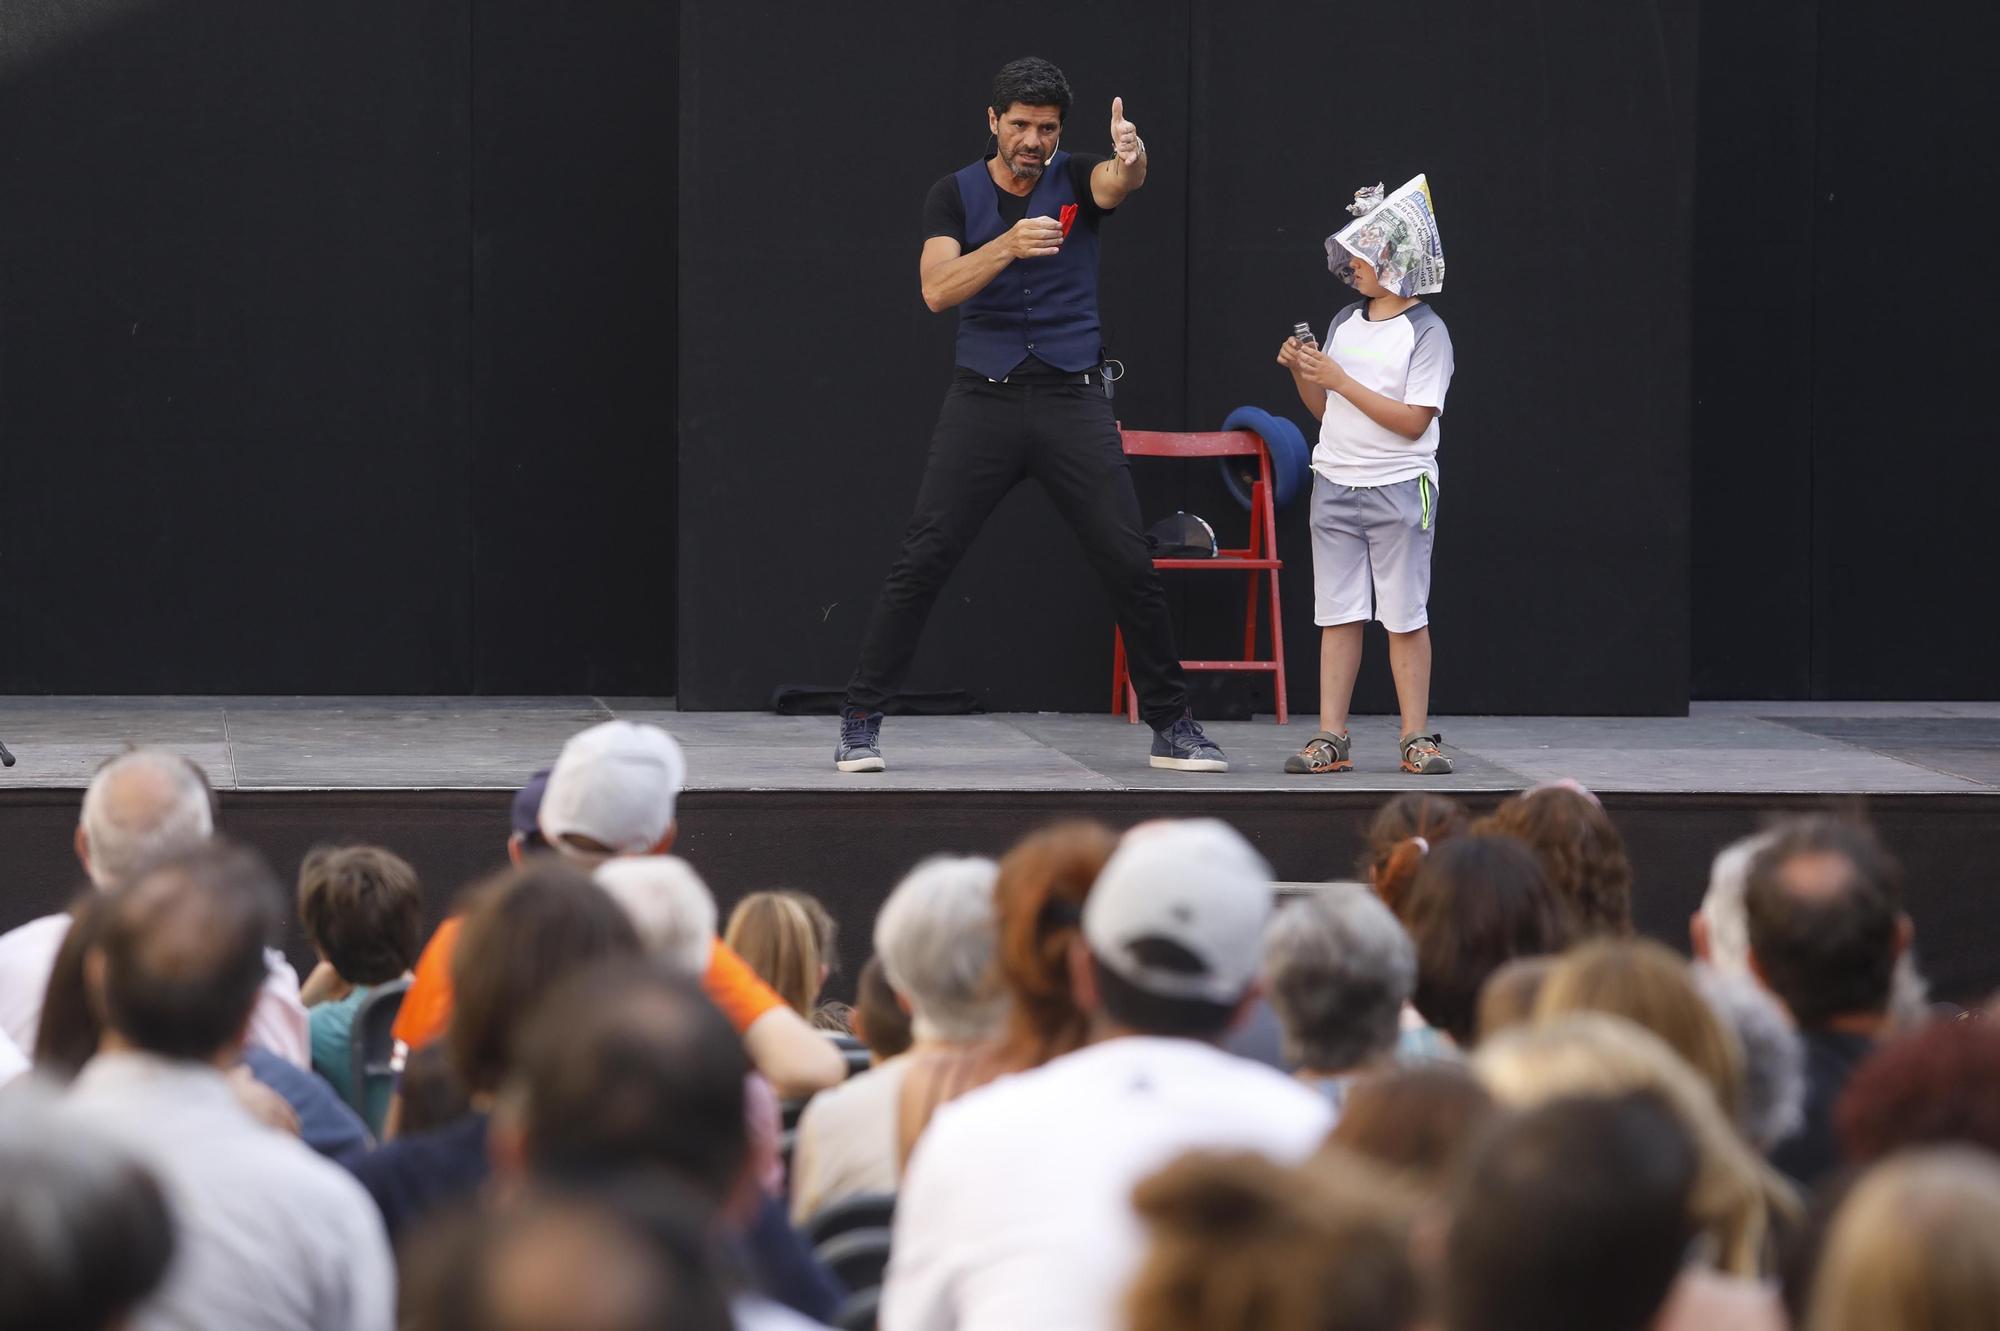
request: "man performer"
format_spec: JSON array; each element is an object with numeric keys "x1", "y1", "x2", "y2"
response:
[{"x1": 836, "y1": 57, "x2": 1227, "y2": 775}]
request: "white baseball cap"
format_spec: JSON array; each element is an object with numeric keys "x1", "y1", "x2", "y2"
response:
[
  {"x1": 1083, "y1": 818, "x2": 1274, "y2": 1005},
  {"x1": 538, "y1": 721, "x2": 687, "y2": 855}
]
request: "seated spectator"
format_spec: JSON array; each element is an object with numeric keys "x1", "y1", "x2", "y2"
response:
[
  {"x1": 348, "y1": 858, "x2": 641, "y2": 1242},
  {"x1": 1445, "y1": 1091, "x2": 1702, "y2": 1331},
  {"x1": 1399, "y1": 833, "x2": 1571, "y2": 1048},
  {"x1": 399, "y1": 1185, "x2": 732, "y2": 1331},
  {"x1": 1474, "y1": 954, "x2": 1556, "y2": 1043},
  {"x1": 297, "y1": 845, "x2": 424, "y2": 1123},
  {"x1": 396, "y1": 1040, "x2": 473, "y2": 1138},
  {"x1": 726, "y1": 889, "x2": 833, "y2": 1019},
  {"x1": 792, "y1": 856, "x2": 1004, "y2": 1224},
  {"x1": 1127, "y1": 1148, "x2": 1420, "y2": 1331},
  {"x1": 1745, "y1": 814, "x2": 1911, "y2": 1188},
  {"x1": 0, "y1": 1084, "x2": 177, "y2": 1330},
  {"x1": 1690, "y1": 964, "x2": 1806, "y2": 1153},
  {"x1": 882, "y1": 819, "x2": 1333, "y2": 1331},
  {"x1": 1476, "y1": 1013, "x2": 1797, "y2": 1275},
  {"x1": 1360, "y1": 791, "x2": 1467, "y2": 915},
  {"x1": 1534, "y1": 937, "x2": 1746, "y2": 1125},
  {"x1": 1836, "y1": 1017, "x2": 2000, "y2": 1164},
  {"x1": 1325, "y1": 1062, "x2": 1497, "y2": 1199},
  {"x1": 494, "y1": 961, "x2": 842, "y2": 1327},
  {"x1": 852, "y1": 956, "x2": 914, "y2": 1063},
  {"x1": 1260, "y1": 884, "x2": 1417, "y2": 1109},
  {"x1": 0, "y1": 748, "x2": 309, "y2": 1065},
  {"x1": 392, "y1": 734, "x2": 845, "y2": 1099},
  {"x1": 1473, "y1": 780, "x2": 1633, "y2": 936},
  {"x1": 66, "y1": 841, "x2": 393, "y2": 1330},
  {"x1": 592, "y1": 854, "x2": 719, "y2": 976},
  {"x1": 1806, "y1": 1148, "x2": 2000, "y2": 1331},
  {"x1": 32, "y1": 887, "x2": 371, "y2": 1162}
]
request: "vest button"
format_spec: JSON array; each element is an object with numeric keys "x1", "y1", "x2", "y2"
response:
[{"x1": 1026, "y1": 342, "x2": 1036, "y2": 350}]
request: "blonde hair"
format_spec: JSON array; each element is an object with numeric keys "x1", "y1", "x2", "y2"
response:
[
  {"x1": 1127, "y1": 1148, "x2": 1420, "y2": 1331},
  {"x1": 1474, "y1": 1013, "x2": 1797, "y2": 1276},
  {"x1": 1808, "y1": 1148, "x2": 2000, "y2": 1331},
  {"x1": 1534, "y1": 938, "x2": 1745, "y2": 1126},
  {"x1": 724, "y1": 891, "x2": 824, "y2": 1017}
]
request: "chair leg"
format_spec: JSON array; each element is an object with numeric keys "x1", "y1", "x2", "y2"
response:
[
  {"x1": 1111, "y1": 628, "x2": 1127, "y2": 715},
  {"x1": 1268, "y1": 567, "x2": 1288, "y2": 725}
]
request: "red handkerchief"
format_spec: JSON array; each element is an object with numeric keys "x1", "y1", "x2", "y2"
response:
[{"x1": 1059, "y1": 203, "x2": 1078, "y2": 237}]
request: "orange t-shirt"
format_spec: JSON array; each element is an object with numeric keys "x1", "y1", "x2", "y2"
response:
[{"x1": 390, "y1": 916, "x2": 781, "y2": 1049}]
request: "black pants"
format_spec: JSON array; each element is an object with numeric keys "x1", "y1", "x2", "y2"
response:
[{"x1": 846, "y1": 370, "x2": 1189, "y2": 729}]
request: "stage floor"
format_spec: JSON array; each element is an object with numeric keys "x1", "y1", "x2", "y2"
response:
[{"x1": 1, "y1": 697, "x2": 1995, "y2": 795}]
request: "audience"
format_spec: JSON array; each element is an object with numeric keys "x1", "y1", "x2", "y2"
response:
[
  {"x1": 726, "y1": 888, "x2": 835, "y2": 1019},
  {"x1": 1534, "y1": 937, "x2": 1746, "y2": 1126},
  {"x1": 1745, "y1": 814, "x2": 1911, "y2": 1187},
  {"x1": 347, "y1": 857, "x2": 641, "y2": 1242},
  {"x1": 0, "y1": 748, "x2": 309, "y2": 1065},
  {"x1": 1261, "y1": 884, "x2": 1417, "y2": 1109},
  {"x1": 1476, "y1": 1013, "x2": 1797, "y2": 1275},
  {"x1": 1399, "y1": 833, "x2": 1572, "y2": 1047},
  {"x1": 881, "y1": 819, "x2": 1333, "y2": 1331},
  {"x1": 1128, "y1": 1148, "x2": 1421, "y2": 1331},
  {"x1": 1836, "y1": 1017, "x2": 2000, "y2": 1164},
  {"x1": 64, "y1": 841, "x2": 394, "y2": 1330},
  {"x1": 7, "y1": 729, "x2": 1999, "y2": 1331},
  {"x1": 0, "y1": 1085, "x2": 176, "y2": 1330},
  {"x1": 1445, "y1": 1091, "x2": 1699, "y2": 1331},
  {"x1": 1474, "y1": 781, "x2": 1634, "y2": 936},
  {"x1": 1806, "y1": 1147, "x2": 2000, "y2": 1331},
  {"x1": 297, "y1": 844, "x2": 424, "y2": 1124},
  {"x1": 793, "y1": 855, "x2": 1004, "y2": 1223}
]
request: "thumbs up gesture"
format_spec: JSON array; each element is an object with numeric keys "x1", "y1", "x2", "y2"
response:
[{"x1": 1110, "y1": 97, "x2": 1144, "y2": 167}]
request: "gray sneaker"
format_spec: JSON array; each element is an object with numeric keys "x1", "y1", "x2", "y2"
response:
[
  {"x1": 835, "y1": 709, "x2": 886, "y2": 772},
  {"x1": 1150, "y1": 713, "x2": 1229, "y2": 772}
]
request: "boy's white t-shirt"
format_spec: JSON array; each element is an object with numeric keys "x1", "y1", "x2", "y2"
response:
[{"x1": 1311, "y1": 300, "x2": 1454, "y2": 489}]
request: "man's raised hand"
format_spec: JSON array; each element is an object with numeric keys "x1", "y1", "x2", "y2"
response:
[
  {"x1": 1004, "y1": 215, "x2": 1065, "y2": 259},
  {"x1": 1111, "y1": 97, "x2": 1143, "y2": 166}
]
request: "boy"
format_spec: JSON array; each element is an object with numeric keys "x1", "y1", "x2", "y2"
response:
[
  {"x1": 297, "y1": 844, "x2": 424, "y2": 1126},
  {"x1": 1277, "y1": 177, "x2": 1454, "y2": 775}
]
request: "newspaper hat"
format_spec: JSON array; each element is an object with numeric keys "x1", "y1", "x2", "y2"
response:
[
  {"x1": 1083, "y1": 818, "x2": 1274, "y2": 1005},
  {"x1": 1324, "y1": 174, "x2": 1445, "y2": 297}
]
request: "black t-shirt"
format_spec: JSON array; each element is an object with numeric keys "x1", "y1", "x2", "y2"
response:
[
  {"x1": 922, "y1": 151, "x2": 1111, "y2": 243},
  {"x1": 923, "y1": 152, "x2": 1112, "y2": 378}
]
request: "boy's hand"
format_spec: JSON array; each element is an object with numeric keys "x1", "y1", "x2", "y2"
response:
[
  {"x1": 1296, "y1": 346, "x2": 1351, "y2": 393},
  {"x1": 1277, "y1": 337, "x2": 1308, "y2": 373}
]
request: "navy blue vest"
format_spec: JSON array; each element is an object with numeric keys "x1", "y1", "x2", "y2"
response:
[{"x1": 953, "y1": 152, "x2": 1102, "y2": 379}]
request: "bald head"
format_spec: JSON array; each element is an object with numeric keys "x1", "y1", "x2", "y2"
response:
[
  {"x1": 1745, "y1": 815, "x2": 1903, "y2": 1027},
  {"x1": 95, "y1": 842, "x2": 277, "y2": 1062},
  {"x1": 78, "y1": 750, "x2": 215, "y2": 890}
]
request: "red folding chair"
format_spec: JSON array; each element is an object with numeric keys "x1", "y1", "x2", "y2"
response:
[{"x1": 1111, "y1": 428, "x2": 1288, "y2": 724}]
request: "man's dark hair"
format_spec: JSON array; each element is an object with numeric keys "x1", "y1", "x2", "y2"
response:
[
  {"x1": 1446, "y1": 1091, "x2": 1697, "y2": 1331},
  {"x1": 513, "y1": 961, "x2": 750, "y2": 1202},
  {"x1": 298, "y1": 844, "x2": 425, "y2": 986},
  {"x1": 0, "y1": 1094, "x2": 176, "y2": 1331},
  {"x1": 1090, "y1": 956, "x2": 1238, "y2": 1041},
  {"x1": 1402, "y1": 834, "x2": 1572, "y2": 1045},
  {"x1": 98, "y1": 841, "x2": 278, "y2": 1061},
  {"x1": 1745, "y1": 815, "x2": 1902, "y2": 1027},
  {"x1": 449, "y1": 859, "x2": 642, "y2": 1094},
  {"x1": 991, "y1": 56, "x2": 1072, "y2": 122}
]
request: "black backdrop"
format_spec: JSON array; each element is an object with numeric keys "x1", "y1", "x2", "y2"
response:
[
  {"x1": 4, "y1": 3, "x2": 1994, "y2": 707},
  {"x1": 679, "y1": 0, "x2": 1698, "y2": 717}
]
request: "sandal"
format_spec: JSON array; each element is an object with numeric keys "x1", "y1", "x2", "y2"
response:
[
  {"x1": 1285, "y1": 730, "x2": 1352, "y2": 774},
  {"x1": 1400, "y1": 732, "x2": 1454, "y2": 775}
]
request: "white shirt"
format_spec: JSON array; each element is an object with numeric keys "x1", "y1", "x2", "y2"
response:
[
  {"x1": 880, "y1": 1036, "x2": 1333, "y2": 1331},
  {"x1": 1312, "y1": 300, "x2": 1454, "y2": 489},
  {"x1": 68, "y1": 1051, "x2": 394, "y2": 1331},
  {"x1": 0, "y1": 1024, "x2": 26, "y2": 1087},
  {"x1": 0, "y1": 912, "x2": 311, "y2": 1067},
  {"x1": 790, "y1": 1054, "x2": 911, "y2": 1224}
]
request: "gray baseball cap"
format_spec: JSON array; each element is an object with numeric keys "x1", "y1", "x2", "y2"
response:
[{"x1": 1083, "y1": 819, "x2": 1275, "y2": 1005}]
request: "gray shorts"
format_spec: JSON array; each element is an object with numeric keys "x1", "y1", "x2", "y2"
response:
[{"x1": 1309, "y1": 474, "x2": 1437, "y2": 631}]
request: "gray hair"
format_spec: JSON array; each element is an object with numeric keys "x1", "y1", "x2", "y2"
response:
[
  {"x1": 1692, "y1": 962, "x2": 1806, "y2": 1151},
  {"x1": 1261, "y1": 884, "x2": 1415, "y2": 1073},
  {"x1": 1698, "y1": 831, "x2": 1775, "y2": 976},
  {"x1": 78, "y1": 749, "x2": 215, "y2": 890},
  {"x1": 592, "y1": 856, "x2": 717, "y2": 976},
  {"x1": 873, "y1": 856, "x2": 1005, "y2": 1044}
]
